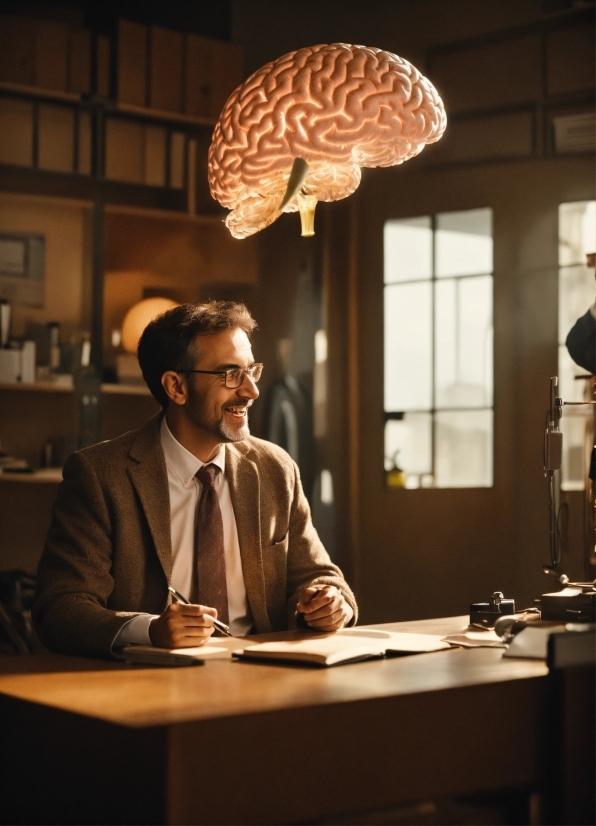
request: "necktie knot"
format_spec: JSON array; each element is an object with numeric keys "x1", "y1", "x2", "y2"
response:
[{"x1": 196, "y1": 463, "x2": 220, "y2": 489}]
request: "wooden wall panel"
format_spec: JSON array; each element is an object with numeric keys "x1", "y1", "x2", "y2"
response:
[
  {"x1": 0, "y1": 193, "x2": 93, "y2": 342},
  {"x1": 77, "y1": 111, "x2": 92, "y2": 175},
  {"x1": 185, "y1": 35, "x2": 243, "y2": 119},
  {"x1": 0, "y1": 15, "x2": 34, "y2": 86},
  {"x1": 209, "y1": 40, "x2": 243, "y2": 118},
  {"x1": 67, "y1": 27, "x2": 91, "y2": 95},
  {"x1": 37, "y1": 105, "x2": 74, "y2": 173},
  {"x1": 431, "y1": 34, "x2": 542, "y2": 113},
  {"x1": 34, "y1": 19, "x2": 68, "y2": 92},
  {"x1": 0, "y1": 480, "x2": 60, "y2": 574},
  {"x1": 149, "y1": 26, "x2": 183, "y2": 112},
  {"x1": 169, "y1": 132, "x2": 186, "y2": 188},
  {"x1": 547, "y1": 25, "x2": 596, "y2": 96},
  {"x1": 144, "y1": 126, "x2": 166, "y2": 187},
  {"x1": 0, "y1": 98, "x2": 33, "y2": 167},
  {"x1": 105, "y1": 119, "x2": 144, "y2": 183},
  {"x1": 95, "y1": 35, "x2": 111, "y2": 98},
  {"x1": 428, "y1": 111, "x2": 534, "y2": 163},
  {"x1": 117, "y1": 19, "x2": 148, "y2": 107},
  {"x1": 185, "y1": 33, "x2": 212, "y2": 118}
]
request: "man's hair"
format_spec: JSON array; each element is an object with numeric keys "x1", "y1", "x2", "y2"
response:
[{"x1": 137, "y1": 301, "x2": 257, "y2": 408}]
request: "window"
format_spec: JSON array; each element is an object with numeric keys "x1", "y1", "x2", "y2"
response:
[
  {"x1": 558, "y1": 200, "x2": 595, "y2": 491},
  {"x1": 384, "y1": 208, "x2": 494, "y2": 488}
]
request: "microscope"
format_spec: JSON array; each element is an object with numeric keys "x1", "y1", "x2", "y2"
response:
[
  {"x1": 470, "y1": 375, "x2": 596, "y2": 634},
  {"x1": 540, "y1": 375, "x2": 595, "y2": 622}
]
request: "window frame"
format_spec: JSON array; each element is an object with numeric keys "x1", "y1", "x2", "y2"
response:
[{"x1": 383, "y1": 209, "x2": 495, "y2": 489}]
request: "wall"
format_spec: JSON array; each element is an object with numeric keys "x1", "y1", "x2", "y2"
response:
[
  {"x1": 351, "y1": 154, "x2": 593, "y2": 623},
  {"x1": 103, "y1": 209, "x2": 259, "y2": 369},
  {"x1": 232, "y1": 0, "x2": 551, "y2": 75},
  {"x1": 231, "y1": 0, "x2": 596, "y2": 621},
  {"x1": 0, "y1": 192, "x2": 93, "y2": 341}
]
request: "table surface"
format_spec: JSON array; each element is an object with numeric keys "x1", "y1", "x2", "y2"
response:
[{"x1": 0, "y1": 616, "x2": 548, "y2": 729}]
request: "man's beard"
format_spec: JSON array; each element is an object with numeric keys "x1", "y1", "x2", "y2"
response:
[{"x1": 218, "y1": 411, "x2": 250, "y2": 442}]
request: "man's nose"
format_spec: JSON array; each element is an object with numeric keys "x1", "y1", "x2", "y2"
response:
[{"x1": 237, "y1": 373, "x2": 259, "y2": 400}]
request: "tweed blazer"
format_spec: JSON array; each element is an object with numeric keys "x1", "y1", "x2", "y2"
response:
[{"x1": 33, "y1": 414, "x2": 357, "y2": 658}]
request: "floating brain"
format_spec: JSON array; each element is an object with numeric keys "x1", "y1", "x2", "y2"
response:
[{"x1": 208, "y1": 43, "x2": 447, "y2": 238}]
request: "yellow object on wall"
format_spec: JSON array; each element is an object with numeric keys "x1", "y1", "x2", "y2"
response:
[{"x1": 121, "y1": 296, "x2": 178, "y2": 353}]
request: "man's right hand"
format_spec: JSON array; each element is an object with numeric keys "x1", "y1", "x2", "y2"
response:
[{"x1": 149, "y1": 602, "x2": 217, "y2": 648}]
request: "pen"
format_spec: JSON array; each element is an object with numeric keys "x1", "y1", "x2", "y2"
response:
[{"x1": 167, "y1": 586, "x2": 233, "y2": 636}]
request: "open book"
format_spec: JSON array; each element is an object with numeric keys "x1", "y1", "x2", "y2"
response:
[{"x1": 235, "y1": 628, "x2": 452, "y2": 667}]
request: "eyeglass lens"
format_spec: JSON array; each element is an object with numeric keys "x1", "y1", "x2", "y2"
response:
[{"x1": 225, "y1": 364, "x2": 263, "y2": 388}]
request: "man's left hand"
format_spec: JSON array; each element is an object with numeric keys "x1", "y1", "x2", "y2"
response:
[{"x1": 297, "y1": 586, "x2": 353, "y2": 631}]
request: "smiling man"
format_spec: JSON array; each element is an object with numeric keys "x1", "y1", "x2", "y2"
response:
[{"x1": 33, "y1": 302, "x2": 357, "y2": 658}]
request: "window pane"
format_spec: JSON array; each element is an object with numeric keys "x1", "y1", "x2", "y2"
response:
[
  {"x1": 560, "y1": 407, "x2": 592, "y2": 492},
  {"x1": 558, "y1": 200, "x2": 595, "y2": 491},
  {"x1": 435, "y1": 410, "x2": 493, "y2": 487},
  {"x1": 384, "y1": 282, "x2": 432, "y2": 411},
  {"x1": 435, "y1": 275, "x2": 493, "y2": 408},
  {"x1": 559, "y1": 263, "x2": 595, "y2": 351},
  {"x1": 385, "y1": 414, "x2": 432, "y2": 480},
  {"x1": 384, "y1": 217, "x2": 432, "y2": 284},
  {"x1": 435, "y1": 208, "x2": 493, "y2": 278},
  {"x1": 559, "y1": 201, "x2": 596, "y2": 266},
  {"x1": 558, "y1": 345, "x2": 587, "y2": 405}
]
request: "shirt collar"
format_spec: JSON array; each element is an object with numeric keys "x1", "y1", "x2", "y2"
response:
[{"x1": 160, "y1": 417, "x2": 225, "y2": 487}]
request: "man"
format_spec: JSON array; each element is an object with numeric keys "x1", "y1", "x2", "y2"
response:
[{"x1": 33, "y1": 302, "x2": 356, "y2": 658}]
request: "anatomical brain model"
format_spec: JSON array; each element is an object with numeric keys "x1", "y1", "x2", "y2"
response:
[{"x1": 208, "y1": 43, "x2": 446, "y2": 239}]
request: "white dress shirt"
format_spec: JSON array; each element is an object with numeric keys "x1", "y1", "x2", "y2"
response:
[{"x1": 114, "y1": 418, "x2": 253, "y2": 647}]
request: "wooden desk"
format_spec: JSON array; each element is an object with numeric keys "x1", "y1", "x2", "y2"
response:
[{"x1": 0, "y1": 617, "x2": 552, "y2": 825}]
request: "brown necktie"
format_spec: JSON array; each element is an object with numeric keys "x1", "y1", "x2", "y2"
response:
[{"x1": 192, "y1": 464, "x2": 229, "y2": 625}]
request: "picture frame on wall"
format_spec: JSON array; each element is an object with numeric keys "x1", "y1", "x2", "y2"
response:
[{"x1": 0, "y1": 232, "x2": 45, "y2": 308}]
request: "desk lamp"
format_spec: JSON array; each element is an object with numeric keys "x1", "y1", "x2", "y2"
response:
[{"x1": 208, "y1": 43, "x2": 446, "y2": 238}]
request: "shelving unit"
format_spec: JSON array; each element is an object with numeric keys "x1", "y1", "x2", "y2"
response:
[
  {"x1": 0, "y1": 12, "x2": 244, "y2": 370},
  {"x1": 0, "y1": 13, "x2": 245, "y2": 573}
]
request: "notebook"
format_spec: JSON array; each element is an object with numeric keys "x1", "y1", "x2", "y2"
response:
[
  {"x1": 122, "y1": 644, "x2": 236, "y2": 666},
  {"x1": 235, "y1": 628, "x2": 452, "y2": 667}
]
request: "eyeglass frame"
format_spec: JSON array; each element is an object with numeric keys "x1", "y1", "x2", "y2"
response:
[{"x1": 179, "y1": 363, "x2": 263, "y2": 389}]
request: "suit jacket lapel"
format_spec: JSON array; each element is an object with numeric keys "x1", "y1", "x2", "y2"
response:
[
  {"x1": 127, "y1": 414, "x2": 172, "y2": 582},
  {"x1": 226, "y1": 443, "x2": 271, "y2": 632}
]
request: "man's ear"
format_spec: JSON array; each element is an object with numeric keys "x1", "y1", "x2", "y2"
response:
[{"x1": 161, "y1": 371, "x2": 187, "y2": 406}]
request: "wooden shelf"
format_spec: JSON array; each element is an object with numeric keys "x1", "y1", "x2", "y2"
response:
[
  {"x1": 0, "y1": 80, "x2": 82, "y2": 104},
  {"x1": 0, "y1": 381, "x2": 73, "y2": 393},
  {"x1": 104, "y1": 203, "x2": 224, "y2": 224},
  {"x1": 0, "y1": 467, "x2": 63, "y2": 484},
  {"x1": 0, "y1": 381, "x2": 150, "y2": 396},
  {"x1": 0, "y1": 81, "x2": 219, "y2": 130},
  {"x1": 101, "y1": 383, "x2": 151, "y2": 396},
  {"x1": 116, "y1": 101, "x2": 216, "y2": 129}
]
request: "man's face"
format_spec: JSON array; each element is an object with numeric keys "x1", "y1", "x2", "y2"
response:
[{"x1": 184, "y1": 327, "x2": 259, "y2": 443}]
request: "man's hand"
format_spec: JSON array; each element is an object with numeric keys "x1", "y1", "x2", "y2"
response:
[
  {"x1": 149, "y1": 602, "x2": 218, "y2": 648},
  {"x1": 297, "y1": 586, "x2": 353, "y2": 632}
]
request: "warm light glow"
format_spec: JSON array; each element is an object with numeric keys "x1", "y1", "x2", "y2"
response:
[
  {"x1": 208, "y1": 43, "x2": 447, "y2": 239},
  {"x1": 121, "y1": 297, "x2": 179, "y2": 353}
]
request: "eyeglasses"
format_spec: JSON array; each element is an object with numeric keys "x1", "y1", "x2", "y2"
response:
[{"x1": 180, "y1": 363, "x2": 263, "y2": 389}]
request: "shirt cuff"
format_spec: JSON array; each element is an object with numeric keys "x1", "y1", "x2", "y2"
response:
[{"x1": 111, "y1": 613, "x2": 159, "y2": 650}]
